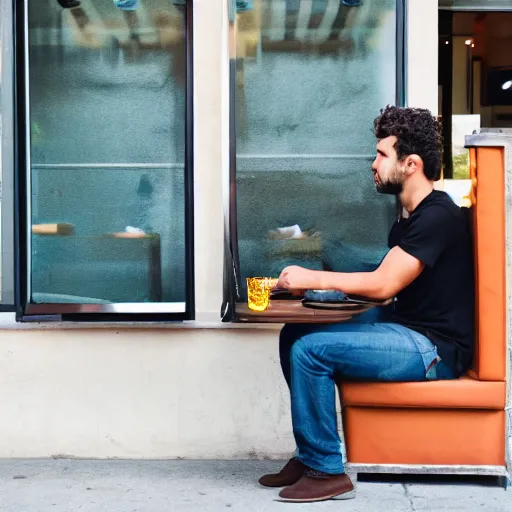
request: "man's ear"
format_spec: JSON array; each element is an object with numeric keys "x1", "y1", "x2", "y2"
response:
[{"x1": 404, "y1": 154, "x2": 422, "y2": 175}]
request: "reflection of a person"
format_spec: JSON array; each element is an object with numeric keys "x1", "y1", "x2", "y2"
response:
[
  {"x1": 57, "y1": 0, "x2": 143, "y2": 46},
  {"x1": 56, "y1": 0, "x2": 90, "y2": 34},
  {"x1": 258, "y1": 107, "x2": 474, "y2": 502},
  {"x1": 279, "y1": 0, "x2": 362, "y2": 49},
  {"x1": 113, "y1": 0, "x2": 141, "y2": 42},
  {"x1": 328, "y1": 0, "x2": 361, "y2": 42}
]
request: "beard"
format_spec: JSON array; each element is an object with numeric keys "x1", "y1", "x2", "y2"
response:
[
  {"x1": 374, "y1": 166, "x2": 404, "y2": 195},
  {"x1": 375, "y1": 180, "x2": 403, "y2": 195}
]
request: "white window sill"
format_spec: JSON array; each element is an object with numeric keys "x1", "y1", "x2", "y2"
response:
[{"x1": 0, "y1": 312, "x2": 282, "y2": 331}]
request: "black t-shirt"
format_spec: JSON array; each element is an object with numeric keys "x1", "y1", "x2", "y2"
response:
[{"x1": 388, "y1": 190, "x2": 475, "y2": 377}]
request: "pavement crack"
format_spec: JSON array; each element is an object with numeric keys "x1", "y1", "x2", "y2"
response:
[{"x1": 402, "y1": 483, "x2": 416, "y2": 511}]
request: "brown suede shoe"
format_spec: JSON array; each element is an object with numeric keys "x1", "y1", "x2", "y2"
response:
[
  {"x1": 258, "y1": 457, "x2": 306, "y2": 488},
  {"x1": 277, "y1": 469, "x2": 356, "y2": 502}
]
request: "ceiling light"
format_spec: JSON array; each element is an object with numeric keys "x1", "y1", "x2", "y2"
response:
[
  {"x1": 465, "y1": 39, "x2": 472, "y2": 45},
  {"x1": 502, "y1": 80, "x2": 512, "y2": 91}
]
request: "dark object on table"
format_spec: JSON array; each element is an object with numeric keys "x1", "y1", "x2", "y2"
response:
[
  {"x1": 270, "y1": 288, "x2": 302, "y2": 300},
  {"x1": 302, "y1": 289, "x2": 388, "y2": 310}
]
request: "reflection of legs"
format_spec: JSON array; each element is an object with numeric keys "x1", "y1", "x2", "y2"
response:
[
  {"x1": 328, "y1": 1, "x2": 362, "y2": 53},
  {"x1": 113, "y1": 2, "x2": 141, "y2": 62},
  {"x1": 56, "y1": 0, "x2": 98, "y2": 48},
  {"x1": 113, "y1": 0, "x2": 141, "y2": 43},
  {"x1": 328, "y1": 3, "x2": 350, "y2": 40},
  {"x1": 284, "y1": 0, "x2": 300, "y2": 41},
  {"x1": 56, "y1": 1, "x2": 90, "y2": 31},
  {"x1": 123, "y1": 10, "x2": 140, "y2": 42},
  {"x1": 70, "y1": 8, "x2": 89, "y2": 31}
]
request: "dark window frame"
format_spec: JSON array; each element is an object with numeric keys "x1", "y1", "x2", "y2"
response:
[
  {"x1": 13, "y1": 0, "x2": 195, "y2": 322},
  {"x1": 0, "y1": 0, "x2": 16, "y2": 312}
]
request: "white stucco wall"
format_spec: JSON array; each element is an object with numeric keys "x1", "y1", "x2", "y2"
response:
[
  {"x1": 0, "y1": 0, "x2": 439, "y2": 459},
  {"x1": 0, "y1": 324, "x2": 295, "y2": 459}
]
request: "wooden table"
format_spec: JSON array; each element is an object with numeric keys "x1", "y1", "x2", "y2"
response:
[{"x1": 236, "y1": 300, "x2": 376, "y2": 323}]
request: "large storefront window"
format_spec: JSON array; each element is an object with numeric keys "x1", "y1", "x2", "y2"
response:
[
  {"x1": 17, "y1": 0, "x2": 193, "y2": 319},
  {"x1": 0, "y1": 0, "x2": 15, "y2": 309},
  {"x1": 224, "y1": 0, "x2": 404, "y2": 319}
]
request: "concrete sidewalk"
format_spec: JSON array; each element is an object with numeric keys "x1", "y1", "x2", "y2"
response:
[{"x1": 0, "y1": 459, "x2": 510, "y2": 511}]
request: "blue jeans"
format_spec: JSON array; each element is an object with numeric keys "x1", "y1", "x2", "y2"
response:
[{"x1": 279, "y1": 308, "x2": 455, "y2": 474}]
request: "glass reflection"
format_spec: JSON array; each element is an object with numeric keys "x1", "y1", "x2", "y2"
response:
[
  {"x1": 28, "y1": 0, "x2": 187, "y2": 304},
  {"x1": 233, "y1": 0, "x2": 399, "y2": 300}
]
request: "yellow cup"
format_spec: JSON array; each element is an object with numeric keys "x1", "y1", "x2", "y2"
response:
[{"x1": 246, "y1": 277, "x2": 278, "y2": 312}]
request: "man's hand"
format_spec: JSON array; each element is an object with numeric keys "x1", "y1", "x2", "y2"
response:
[{"x1": 277, "y1": 265, "x2": 322, "y2": 291}]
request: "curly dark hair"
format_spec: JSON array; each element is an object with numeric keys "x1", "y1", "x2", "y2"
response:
[{"x1": 373, "y1": 105, "x2": 443, "y2": 181}]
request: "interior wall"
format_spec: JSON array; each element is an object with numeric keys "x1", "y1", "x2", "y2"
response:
[{"x1": 450, "y1": 12, "x2": 512, "y2": 128}]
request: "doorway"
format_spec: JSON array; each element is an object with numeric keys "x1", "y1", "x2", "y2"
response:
[{"x1": 439, "y1": 8, "x2": 512, "y2": 183}]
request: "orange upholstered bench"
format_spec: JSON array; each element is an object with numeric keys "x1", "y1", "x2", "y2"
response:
[
  {"x1": 342, "y1": 377, "x2": 506, "y2": 410},
  {"x1": 338, "y1": 141, "x2": 509, "y2": 477}
]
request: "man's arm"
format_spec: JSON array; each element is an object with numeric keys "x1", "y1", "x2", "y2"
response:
[{"x1": 276, "y1": 246, "x2": 424, "y2": 300}]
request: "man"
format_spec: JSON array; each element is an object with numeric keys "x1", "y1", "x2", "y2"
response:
[{"x1": 258, "y1": 106, "x2": 474, "y2": 502}]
